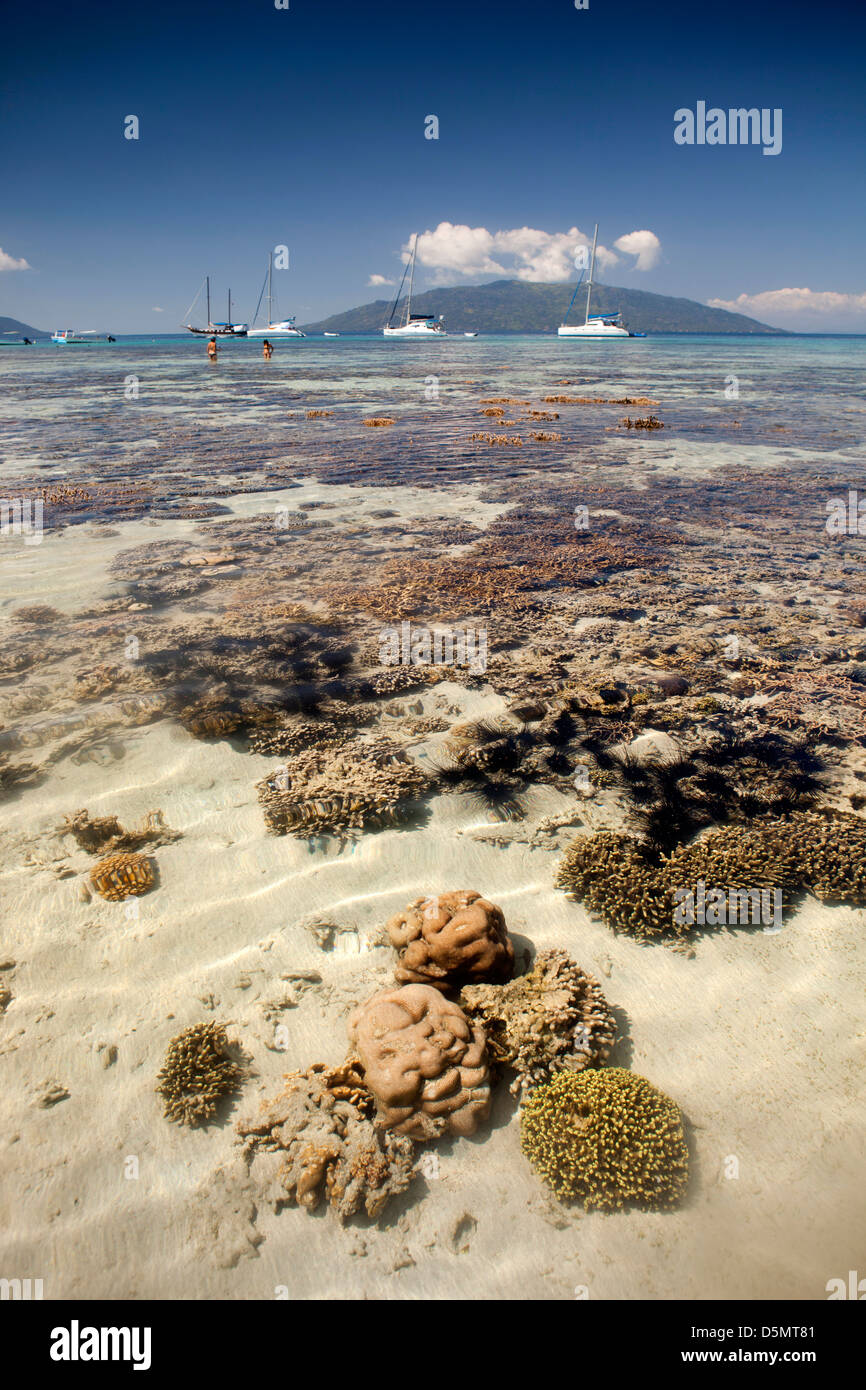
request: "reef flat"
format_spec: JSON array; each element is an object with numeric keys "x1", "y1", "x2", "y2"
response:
[{"x1": 0, "y1": 335, "x2": 864, "y2": 1299}]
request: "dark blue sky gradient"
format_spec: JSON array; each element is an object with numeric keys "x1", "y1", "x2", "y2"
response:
[{"x1": 2, "y1": 0, "x2": 864, "y2": 330}]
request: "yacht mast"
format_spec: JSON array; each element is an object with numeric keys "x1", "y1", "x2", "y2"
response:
[
  {"x1": 406, "y1": 234, "x2": 417, "y2": 326},
  {"x1": 267, "y1": 254, "x2": 273, "y2": 326},
  {"x1": 585, "y1": 224, "x2": 598, "y2": 324},
  {"x1": 206, "y1": 276, "x2": 211, "y2": 328}
]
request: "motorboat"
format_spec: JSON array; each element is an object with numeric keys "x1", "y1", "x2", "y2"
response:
[{"x1": 51, "y1": 330, "x2": 116, "y2": 344}]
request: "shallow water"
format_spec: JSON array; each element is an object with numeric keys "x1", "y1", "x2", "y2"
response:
[{"x1": 1, "y1": 333, "x2": 865, "y2": 1301}]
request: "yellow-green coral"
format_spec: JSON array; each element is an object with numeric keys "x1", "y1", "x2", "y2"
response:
[
  {"x1": 556, "y1": 809, "x2": 866, "y2": 940},
  {"x1": 156, "y1": 1022, "x2": 243, "y2": 1126},
  {"x1": 520, "y1": 1068, "x2": 689, "y2": 1210}
]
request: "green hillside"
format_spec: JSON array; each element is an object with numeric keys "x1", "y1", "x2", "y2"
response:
[
  {"x1": 0, "y1": 316, "x2": 50, "y2": 340},
  {"x1": 301, "y1": 279, "x2": 783, "y2": 335}
]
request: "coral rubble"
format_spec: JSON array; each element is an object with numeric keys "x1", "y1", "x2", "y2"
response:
[
  {"x1": 520, "y1": 1068, "x2": 689, "y2": 1210},
  {"x1": 387, "y1": 890, "x2": 515, "y2": 989},
  {"x1": 61, "y1": 808, "x2": 178, "y2": 855},
  {"x1": 460, "y1": 949, "x2": 616, "y2": 1094},
  {"x1": 156, "y1": 1022, "x2": 243, "y2": 1126},
  {"x1": 237, "y1": 1062, "x2": 416, "y2": 1223},
  {"x1": 347, "y1": 984, "x2": 491, "y2": 1140}
]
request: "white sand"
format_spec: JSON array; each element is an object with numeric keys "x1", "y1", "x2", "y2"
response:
[{"x1": 2, "y1": 484, "x2": 864, "y2": 1301}]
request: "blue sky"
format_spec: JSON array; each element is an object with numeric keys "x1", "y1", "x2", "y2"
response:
[{"x1": 2, "y1": 0, "x2": 864, "y2": 331}]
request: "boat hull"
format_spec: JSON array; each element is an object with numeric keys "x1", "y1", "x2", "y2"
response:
[
  {"x1": 557, "y1": 324, "x2": 632, "y2": 338},
  {"x1": 247, "y1": 324, "x2": 305, "y2": 338},
  {"x1": 383, "y1": 325, "x2": 446, "y2": 337}
]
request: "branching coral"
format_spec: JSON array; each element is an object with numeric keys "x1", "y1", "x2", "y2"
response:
[
  {"x1": 520, "y1": 1068, "x2": 689, "y2": 1210},
  {"x1": 156, "y1": 1022, "x2": 243, "y2": 1126},
  {"x1": 556, "y1": 808, "x2": 866, "y2": 939},
  {"x1": 347, "y1": 985, "x2": 491, "y2": 1140},
  {"x1": 460, "y1": 949, "x2": 616, "y2": 1095},
  {"x1": 236, "y1": 1062, "x2": 416, "y2": 1223},
  {"x1": 387, "y1": 890, "x2": 515, "y2": 990}
]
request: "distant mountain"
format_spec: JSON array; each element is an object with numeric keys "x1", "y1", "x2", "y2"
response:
[
  {"x1": 301, "y1": 279, "x2": 784, "y2": 335},
  {"x1": 0, "y1": 316, "x2": 50, "y2": 340}
]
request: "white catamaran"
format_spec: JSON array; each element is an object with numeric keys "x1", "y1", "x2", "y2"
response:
[
  {"x1": 247, "y1": 255, "x2": 305, "y2": 338},
  {"x1": 183, "y1": 277, "x2": 248, "y2": 336},
  {"x1": 383, "y1": 234, "x2": 445, "y2": 337},
  {"x1": 558, "y1": 224, "x2": 635, "y2": 338}
]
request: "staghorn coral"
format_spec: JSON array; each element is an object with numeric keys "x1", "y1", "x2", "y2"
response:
[
  {"x1": 236, "y1": 1062, "x2": 416, "y2": 1223},
  {"x1": 767, "y1": 808, "x2": 866, "y2": 903},
  {"x1": 556, "y1": 832, "x2": 675, "y2": 939},
  {"x1": 257, "y1": 736, "x2": 429, "y2": 838},
  {"x1": 460, "y1": 949, "x2": 616, "y2": 1095},
  {"x1": 156, "y1": 1022, "x2": 243, "y2": 1126},
  {"x1": 556, "y1": 808, "x2": 866, "y2": 940},
  {"x1": 387, "y1": 890, "x2": 515, "y2": 990},
  {"x1": 347, "y1": 984, "x2": 491, "y2": 1140},
  {"x1": 89, "y1": 851, "x2": 155, "y2": 902},
  {"x1": 520, "y1": 1068, "x2": 689, "y2": 1210}
]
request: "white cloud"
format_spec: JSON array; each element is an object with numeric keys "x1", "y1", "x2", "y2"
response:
[
  {"x1": 613, "y1": 229, "x2": 661, "y2": 271},
  {"x1": 708, "y1": 287, "x2": 866, "y2": 318},
  {"x1": 402, "y1": 222, "x2": 660, "y2": 283},
  {"x1": 367, "y1": 273, "x2": 395, "y2": 287},
  {"x1": 0, "y1": 248, "x2": 31, "y2": 272},
  {"x1": 152, "y1": 305, "x2": 164, "y2": 312}
]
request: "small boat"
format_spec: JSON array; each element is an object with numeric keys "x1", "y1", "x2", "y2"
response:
[
  {"x1": 324, "y1": 332, "x2": 340, "y2": 338},
  {"x1": 246, "y1": 256, "x2": 305, "y2": 338},
  {"x1": 558, "y1": 224, "x2": 635, "y2": 338},
  {"x1": 464, "y1": 331, "x2": 478, "y2": 338},
  {"x1": 383, "y1": 233, "x2": 446, "y2": 337},
  {"x1": 51, "y1": 330, "x2": 116, "y2": 344},
  {"x1": 183, "y1": 277, "x2": 248, "y2": 336}
]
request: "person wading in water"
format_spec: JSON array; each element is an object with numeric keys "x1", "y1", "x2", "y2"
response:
[
  {"x1": 262, "y1": 339, "x2": 273, "y2": 360},
  {"x1": 207, "y1": 336, "x2": 218, "y2": 362}
]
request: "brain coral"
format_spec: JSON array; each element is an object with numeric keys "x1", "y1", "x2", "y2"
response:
[
  {"x1": 460, "y1": 949, "x2": 616, "y2": 1095},
  {"x1": 520, "y1": 1068, "x2": 689, "y2": 1210},
  {"x1": 347, "y1": 984, "x2": 491, "y2": 1140},
  {"x1": 387, "y1": 890, "x2": 515, "y2": 989}
]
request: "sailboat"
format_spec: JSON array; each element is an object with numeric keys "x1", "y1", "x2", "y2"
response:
[
  {"x1": 558, "y1": 224, "x2": 634, "y2": 338},
  {"x1": 247, "y1": 256, "x2": 305, "y2": 338},
  {"x1": 383, "y1": 234, "x2": 445, "y2": 337},
  {"x1": 183, "y1": 277, "x2": 248, "y2": 336}
]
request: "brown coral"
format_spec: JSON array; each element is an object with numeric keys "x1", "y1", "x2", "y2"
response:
[
  {"x1": 89, "y1": 851, "x2": 155, "y2": 901},
  {"x1": 61, "y1": 808, "x2": 178, "y2": 855},
  {"x1": 236, "y1": 1062, "x2": 416, "y2": 1223},
  {"x1": 387, "y1": 890, "x2": 514, "y2": 990},
  {"x1": 347, "y1": 985, "x2": 491, "y2": 1140},
  {"x1": 156, "y1": 1022, "x2": 243, "y2": 1125},
  {"x1": 257, "y1": 737, "x2": 429, "y2": 838},
  {"x1": 460, "y1": 949, "x2": 616, "y2": 1095}
]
